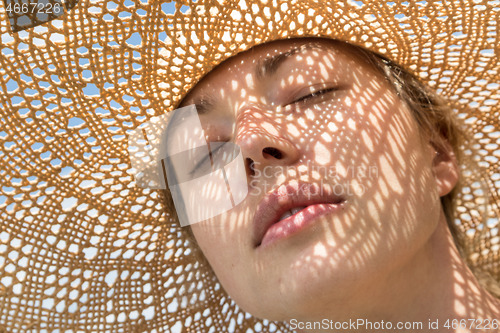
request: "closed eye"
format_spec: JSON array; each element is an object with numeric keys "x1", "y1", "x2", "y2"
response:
[{"x1": 290, "y1": 87, "x2": 339, "y2": 105}]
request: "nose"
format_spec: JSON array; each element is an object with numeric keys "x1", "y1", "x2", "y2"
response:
[{"x1": 234, "y1": 104, "x2": 300, "y2": 176}]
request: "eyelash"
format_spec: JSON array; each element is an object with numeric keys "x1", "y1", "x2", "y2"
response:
[{"x1": 291, "y1": 87, "x2": 338, "y2": 105}]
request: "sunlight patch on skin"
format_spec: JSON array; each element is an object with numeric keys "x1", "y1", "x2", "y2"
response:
[
  {"x1": 322, "y1": 225, "x2": 339, "y2": 247},
  {"x1": 219, "y1": 89, "x2": 226, "y2": 98},
  {"x1": 379, "y1": 179, "x2": 390, "y2": 197},
  {"x1": 454, "y1": 283, "x2": 465, "y2": 297},
  {"x1": 344, "y1": 95, "x2": 352, "y2": 107},
  {"x1": 361, "y1": 130, "x2": 374, "y2": 152},
  {"x1": 320, "y1": 132, "x2": 332, "y2": 143},
  {"x1": 286, "y1": 168, "x2": 298, "y2": 178},
  {"x1": 279, "y1": 78, "x2": 286, "y2": 89},
  {"x1": 355, "y1": 101, "x2": 365, "y2": 116},
  {"x1": 370, "y1": 80, "x2": 383, "y2": 91},
  {"x1": 366, "y1": 198, "x2": 383, "y2": 227},
  {"x1": 235, "y1": 86, "x2": 247, "y2": 99},
  {"x1": 467, "y1": 278, "x2": 481, "y2": 294},
  {"x1": 286, "y1": 123, "x2": 300, "y2": 136},
  {"x1": 374, "y1": 97, "x2": 391, "y2": 114},
  {"x1": 312, "y1": 242, "x2": 328, "y2": 257},
  {"x1": 331, "y1": 217, "x2": 348, "y2": 239},
  {"x1": 335, "y1": 163, "x2": 347, "y2": 178},
  {"x1": 323, "y1": 55, "x2": 334, "y2": 70},
  {"x1": 387, "y1": 122, "x2": 410, "y2": 163},
  {"x1": 251, "y1": 111, "x2": 263, "y2": 119},
  {"x1": 352, "y1": 73, "x2": 363, "y2": 86},
  {"x1": 305, "y1": 109, "x2": 315, "y2": 120},
  {"x1": 347, "y1": 118, "x2": 356, "y2": 130},
  {"x1": 297, "y1": 117, "x2": 307, "y2": 129},
  {"x1": 349, "y1": 179, "x2": 365, "y2": 196},
  {"x1": 245, "y1": 73, "x2": 254, "y2": 89},
  {"x1": 310, "y1": 169, "x2": 322, "y2": 180},
  {"x1": 327, "y1": 121, "x2": 338, "y2": 132},
  {"x1": 247, "y1": 95, "x2": 258, "y2": 103},
  {"x1": 334, "y1": 112, "x2": 343, "y2": 122},
  {"x1": 379, "y1": 155, "x2": 404, "y2": 194},
  {"x1": 313, "y1": 141, "x2": 331, "y2": 164},
  {"x1": 454, "y1": 299, "x2": 466, "y2": 316},
  {"x1": 261, "y1": 121, "x2": 279, "y2": 136},
  {"x1": 319, "y1": 62, "x2": 329, "y2": 79},
  {"x1": 453, "y1": 270, "x2": 465, "y2": 283},
  {"x1": 295, "y1": 164, "x2": 308, "y2": 174},
  {"x1": 273, "y1": 173, "x2": 289, "y2": 186},
  {"x1": 368, "y1": 112, "x2": 382, "y2": 132}
]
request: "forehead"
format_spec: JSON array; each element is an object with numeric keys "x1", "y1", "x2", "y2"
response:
[
  {"x1": 181, "y1": 38, "x2": 368, "y2": 103},
  {"x1": 218, "y1": 39, "x2": 343, "y2": 74}
]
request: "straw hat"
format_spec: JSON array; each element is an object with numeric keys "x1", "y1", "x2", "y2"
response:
[{"x1": 0, "y1": 0, "x2": 498, "y2": 331}]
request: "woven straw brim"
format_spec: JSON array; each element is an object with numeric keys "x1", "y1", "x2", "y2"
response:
[{"x1": 0, "y1": 0, "x2": 499, "y2": 331}]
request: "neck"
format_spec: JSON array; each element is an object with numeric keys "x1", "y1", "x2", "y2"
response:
[{"x1": 296, "y1": 214, "x2": 500, "y2": 333}]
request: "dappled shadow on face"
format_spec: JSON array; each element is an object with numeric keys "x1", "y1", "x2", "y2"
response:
[{"x1": 170, "y1": 39, "x2": 497, "y2": 327}]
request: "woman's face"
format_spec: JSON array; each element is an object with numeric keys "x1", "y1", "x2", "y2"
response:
[{"x1": 178, "y1": 39, "x2": 445, "y2": 320}]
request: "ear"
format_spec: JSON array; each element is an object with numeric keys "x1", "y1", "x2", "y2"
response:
[{"x1": 431, "y1": 140, "x2": 459, "y2": 197}]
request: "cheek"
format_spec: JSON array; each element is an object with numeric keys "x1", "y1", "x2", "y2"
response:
[
  {"x1": 347, "y1": 90, "x2": 442, "y2": 248},
  {"x1": 191, "y1": 222, "x2": 239, "y2": 290},
  {"x1": 191, "y1": 217, "x2": 263, "y2": 314},
  {"x1": 189, "y1": 209, "x2": 253, "y2": 282},
  {"x1": 362, "y1": 100, "x2": 437, "y2": 203},
  {"x1": 191, "y1": 220, "x2": 233, "y2": 266}
]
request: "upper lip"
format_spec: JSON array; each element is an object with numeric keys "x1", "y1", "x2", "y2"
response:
[{"x1": 252, "y1": 181, "x2": 346, "y2": 247}]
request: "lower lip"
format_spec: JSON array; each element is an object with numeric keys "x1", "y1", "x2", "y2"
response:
[{"x1": 259, "y1": 202, "x2": 345, "y2": 248}]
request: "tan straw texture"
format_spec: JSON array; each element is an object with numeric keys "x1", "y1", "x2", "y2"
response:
[{"x1": 0, "y1": 0, "x2": 499, "y2": 331}]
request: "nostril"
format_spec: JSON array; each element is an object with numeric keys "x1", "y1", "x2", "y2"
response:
[
  {"x1": 246, "y1": 158, "x2": 255, "y2": 176},
  {"x1": 262, "y1": 147, "x2": 283, "y2": 159}
]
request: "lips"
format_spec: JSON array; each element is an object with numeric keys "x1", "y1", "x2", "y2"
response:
[
  {"x1": 252, "y1": 182, "x2": 346, "y2": 248},
  {"x1": 277, "y1": 206, "x2": 307, "y2": 222}
]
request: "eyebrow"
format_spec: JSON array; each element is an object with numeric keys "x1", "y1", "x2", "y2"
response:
[
  {"x1": 193, "y1": 96, "x2": 217, "y2": 115},
  {"x1": 255, "y1": 43, "x2": 323, "y2": 80}
]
